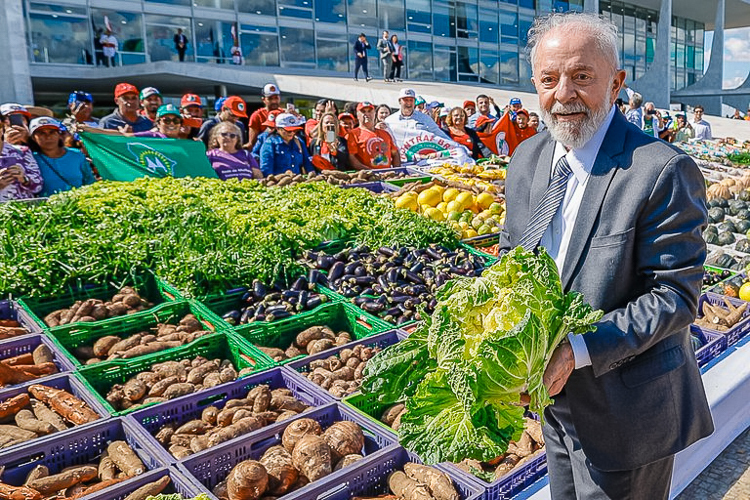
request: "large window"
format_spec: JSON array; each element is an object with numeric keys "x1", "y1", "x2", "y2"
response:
[
  {"x1": 279, "y1": 26, "x2": 315, "y2": 67},
  {"x1": 279, "y1": 0, "x2": 313, "y2": 19},
  {"x1": 146, "y1": 14, "x2": 192, "y2": 62},
  {"x1": 29, "y1": 12, "x2": 89, "y2": 64},
  {"x1": 144, "y1": 0, "x2": 191, "y2": 5},
  {"x1": 434, "y1": 44, "x2": 456, "y2": 82},
  {"x1": 455, "y1": 2, "x2": 478, "y2": 39},
  {"x1": 348, "y1": 0, "x2": 376, "y2": 29},
  {"x1": 480, "y1": 49, "x2": 499, "y2": 84},
  {"x1": 378, "y1": 0, "x2": 405, "y2": 32},
  {"x1": 433, "y1": 0, "x2": 456, "y2": 38},
  {"x1": 193, "y1": 0, "x2": 235, "y2": 9},
  {"x1": 500, "y1": 10, "x2": 518, "y2": 44},
  {"x1": 237, "y1": 0, "x2": 276, "y2": 16},
  {"x1": 91, "y1": 9, "x2": 146, "y2": 65},
  {"x1": 241, "y1": 25, "x2": 279, "y2": 66},
  {"x1": 315, "y1": 0, "x2": 346, "y2": 24},
  {"x1": 193, "y1": 19, "x2": 235, "y2": 63},
  {"x1": 406, "y1": 0, "x2": 431, "y2": 33},
  {"x1": 406, "y1": 40, "x2": 432, "y2": 80},
  {"x1": 316, "y1": 31, "x2": 349, "y2": 71},
  {"x1": 457, "y1": 46, "x2": 479, "y2": 82},
  {"x1": 500, "y1": 50, "x2": 519, "y2": 86},
  {"x1": 479, "y1": 8, "x2": 498, "y2": 44}
]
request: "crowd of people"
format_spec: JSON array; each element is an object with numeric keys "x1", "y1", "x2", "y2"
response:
[{"x1": 0, "y1": 78, "x2": 732, "y2": 203}]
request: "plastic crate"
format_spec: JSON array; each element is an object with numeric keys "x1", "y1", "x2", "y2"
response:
[
  {"x1": 127, "y1": 367, "x2": 332, "y2": 464},
  {"x1": 296, "y1": 445, "x2": 483, "y2": 500},
  {"x1": 0, "y1": 299, "x2": 42, "y2": 336},
  {"x1": 0, "y1": 417, "x2": 165, "y2": 491},
  {"x1": 341, "y1": 182, "x2": 400, "y2": 193},
  {"x1": 285, "y1": 329, "x2": 407, "y2": 401},
  {"x1": 16, "y1": 273, "x2": 181, "y2": 332},
  {"x1": 234, "y1": 301, "x2": 392, "y2": 366},
  {"x1": 690, "y1": 325, "x2": 727, "y2": 367},
  {"x1": 463, "y1": 232, "x2": 502, "y2": 249},
  {"x1": 47, "y1": 300, "x2": 230, "y2": 369},
  {"x1": 702, "y1": 265, "x2": 737, "y2": 292},
  {"x1": 83, "y1": 466, "x2": 205, "y2": 500},
  {"x1": 460, "y1": 242, "x2": 498, "y2": 266},
  {"x1": 342, "y1": 391, "x2": 400, "y2": 436},
  {"x1": 77, "y1": 332, "x2": 274, "y2": 417},
  {"x1": 178, "y1": 402, "x2": 397, "y2": 500},
  {"x1": 697, "y1": 293, "x2": 750, "y2": 346},
  {"x1": 0, "y1": 334, "x2": 75, "y2": 389},
  {"x1": 383, "y1": 175, "x2": 434, "y2": 187}
]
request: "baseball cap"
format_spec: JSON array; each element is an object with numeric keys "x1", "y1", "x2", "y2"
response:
[
  {"x1": 399, "y1": 88, "x2": 416, "y2": 99},
  {"x1": 0, "y1": 103, "x2": 31, "y2": 118},
  {"x1": 516, "y1": 109, "x2": 529, "y2": 117},
  {"x1": 425, "y1": 101, "x2": 444, "y2": 111},
  {"x1": 222, "y1": 96, "x2": 248, "y2": 118},
  {"x1": 439, "y1": 107, "x2": 450, "y2": 117},
  {"x1": 214, "y1": 97, "x2": 227, "y2": 112},
  {"x1": 262, "y1": 109, "x2": 283, "y2": 127},
  {"x1": 262, "y1": 84, "x2": 281, "y2": 97},
  {"x1": 509, "y1": 97, "x2": 522, "y2": 106},
  {"x1": 415, "y1": 96, "x2": 426, "y2": 106},
  {"x1": 114, "y1": 83, "x2": 138, "y2": 99},
  {"x1": 29, "y1": 117, "x2": 61, "y2": 135},
  {"x1": 139, "y1": 87, "x2": 161, "y2": 100},
  {"x1": 356, "y1": 101, "x2": 375, "y2": 112},
  {"x1": 181, "y1": 94, "x2": 203, "y2": 108},
  {"x1": 338, "y1": 112, "x2": 355, "y2": 121},
  {"x1": 68, "y1": 91, "x2": 93, "y2": 107},
  {"x1": 156, "y1": 104, "x2": 181, "y2": 119},
  {"x1": 463, "y1": 100, "x2": 476, "y2": 108},
  {"x1": 275, "y1": 113, "x2": 303, "y2": 130}
]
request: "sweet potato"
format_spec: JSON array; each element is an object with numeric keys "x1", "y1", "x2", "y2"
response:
[
  {"x1": 123, "y1": 378, "x2": 148, "y2": 402},
  {"x1": 43, "y1": 310, "x2": 63, "y2": 328},
  {"x1": 403, "y1": 463, "x2": 459, "y2": 500},
  {"x1": 107, "y1": 335, "x2": 144, "y2": 357},
  {"x1": 71, "y1": 477, "x2": 126, "y2": 499},
  {"x1": 151, "y1": 361, "x2": 187, "y2": 379},
  {"x1": 388, "y1": 471, "x2": 434, "y2": 500},
  {"x1": 296, "y1": 326, "x2": 335, "y2": 348},
  {"x1": 108, "y1": 440, "x2": 146, "y2": 476},
  {"x1": 0, "y1": 394, "x2": 30, "y2": 421},
  {"x1": 1, "y1": 353, "x2": 34, "y2": 366},
  {"x1": 0, "y1": 363, "x2": 50, "y2": 386},
  {"x1": 259, "y1": 446, "x2": 298, "y2": 496},
  {"x1": 65, "y1": 484, "x2": 88, "y2": 498},
  {"x1": 202, "y1": 406, "x2": 219, "y2": 425},
  {"x1": 122, "y1": 475, "x2": 171, "y2": 500},
  {"x1": 15, "y1": 410, "x2": 55, "y2": 435},
  {"x1": 155, "y1": 426, "x2": 175, "y2": 446},
  {"x1": 187, "y1": 360, "x2": 220, "y2": 385},
  {"x1": 26, "y1": 465, "x2": 97, "y2": 495},
  {"x1": 148, "y1": 376, "x2": 179, "y2": 398},
  {"x1": 29, "y1": 399, "x2": 67, "y2": 432},
  {"x1": 0, "y1": 482, "x2": 42, "y2": 500},
  {"x1": 120, "y1": 341, "x2": 182, "y2": 359},
  {"x1": 27, "y1": 385, "x2": 99, "y2": 425},
  {"x1": 282, "y1": 418, "x2": 322, "y2": 452},
  {"x1": 227, "y1": 460, "x2": 268, "y2": 500},
  {"x1": 291, "y1": 434, "x2": 332, "y2": 482},
  {"x1": 93, "y1": 336, "x2": 121, "y2": 358},
  {"x1": 276, "y1": 411, "x2": 299, "y2": 423},
  {"x1": 175, "y1": 419, "x2": 210, "y2": 435},
  {"x1": 307, "y1": 339, "x2": 335, "y2": 356},
  {"x1": 169, "y1": 433, "x2": 193, "y2": 449},
  {"x1": 6, "y1": 364, "x2": 56, "y2": 377},
  {"x1": 169, "y1": 444, "x2": 192, "y2": 459},
  {"x1": 202, "y1": 372, "x2": 224, "y2": 388},
  {"x1": 322, "y1": 421, "x2": 364, "y2": 463},
  {"x1": 207, "y1": 416, "x2": 265, "y2": 447},
  {"x1": 217, "y1": 406, "x2": 252, "y2": 427},
  {"x1": 190, "y1": 435, "x2": 209, "y2": 454},
  {"x1": 98, "y1": 449, "x2": 118, "y2": 481},
  {"x1": 163, "y1": 383, "x2": 195, "y2": 400},
  {"x1": 23, "y1": 465, "x2": 48, "y2": 486}
]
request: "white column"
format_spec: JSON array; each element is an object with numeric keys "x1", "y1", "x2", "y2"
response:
[{"x1": 0, "y1": 0, "x2": 34, "y2": 104}]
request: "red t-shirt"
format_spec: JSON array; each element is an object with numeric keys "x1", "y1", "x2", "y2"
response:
[
  {"x1": 449, "y1": 130, "x2": 474, "y2": 151},
  {"x1": 249, "y1": 108, "x2": 271, "y2": 134},
  {"x1": 347, "y1": 127, "x2": 397, "y2": 168}
]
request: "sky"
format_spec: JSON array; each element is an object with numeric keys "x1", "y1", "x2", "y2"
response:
[{"x1": 704, "y1": 27, "x2": 750, "y2": 88}]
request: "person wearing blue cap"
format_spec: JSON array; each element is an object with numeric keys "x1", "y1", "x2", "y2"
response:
[{"x1": 68, "y1": 91, "x2": 99, "y2": 127}]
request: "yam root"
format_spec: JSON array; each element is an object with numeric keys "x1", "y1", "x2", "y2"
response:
[
  {"x1": 323, "y1": 421, "x2": 364, "y2": 463},
  {"x1": 71, "y1": 477, "x2": 127, "y2": 499},
  {"x1": 30, "y1": 399, "x2": 67, "y2": 432},
  {"x1": 0, "y1": 483, "x2": 42, "y2": 500},
  {"x1": 403, "y1": 463, "x2": 459, "y2": 500},
  {"x1": 0, "y1": 394, "x2": 30, "y2": 421},
  {"x1": 388, "y1": 471, "x2": 435, "y2": 500},
  {"x1": 282, "y1": 418, "x2": 322, "y2": 452},
  {"x1": 107, "y1": 440, "x2": 146, "y2": 476},
  {"x1": 1, "y1": 353, "x2": 34, "y2": 366},
  {"x1": 25, "y1": 465, "x2": 97, "y2": 495},
  {"x1": 227, "y1": 460, "x2": 268, "y2": 500},
  {"x1": 0, "y1": 362, "x2": 53, "y2": 386},
  {"x1": 208, "y1": 416, "x2": 265, "y2": 448},
  {"x1": 291, "y1": 434, "x2": 332, "y2": 482},
  {"x1": 122, "y1": 476, "x2": 171, "y2": 500},
  {"x1": 32, "y1": 345, "x2": 54, "y2": 365},
  {"x1": 98, "y1": 449, "x2": 118, "y2": 481},
  {"x1": 259, "y1": 446, "x2": 298, "y2": 496},
  {"x1": 27, "y1": 385, "x2": 99, "y2": 425},
  {"x1": 23, "y1": 465, "x2": 48, "y2": 486},
  {"x1": 14, "y1": 410, "x2": 55, "y2": 435}
]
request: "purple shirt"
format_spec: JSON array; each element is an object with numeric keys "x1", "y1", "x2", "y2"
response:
[
  {"x1": 133, "y1": 130, "x2": 167, "y2": 138},
  {"x1": 206, "y1": 149, "x2": 259, "y2": 181},
  {"x1": 0, "y1": 143, "x2": 44, "y2": 201}
]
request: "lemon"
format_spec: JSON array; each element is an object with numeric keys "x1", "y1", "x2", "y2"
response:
[
  {"x1": 424, "y1": 207, "x2": 445, "y2": 221},
  {"x1": 455, "y1": 191, "x2": 474, "y2": 209},
  {"x1": 443, "y1": 188, "x2": 459, "y2": 203},
  {"x1": 395, "y1": 193, "x2": 419, "y2": 211},
  {"x1": 458, "y1": 221, "x2": 470, "y2": 230},
  {"x1": 417, "y1": 188, "x2": 442, "y2": 207},
  {"x1": 447, "y1": 211, "x2": 462, "y2": 222},
  {"x1": 436, "y1": 201, "x2": 448, "y2": 213},
  {"x1": 446, "y1": 200, "x2": 463, "y2": 213},
  {"x1": 476, "y1": 192, "x2": 495, "y2": 210},
  {"x1": 740, "y1": 282, "x2": 750, "y2": 302},
  {"x1": 464, "y1": 229, "x2": 478, "y2": 239},
  {"x1": 419, "y1": 204, "x2": 432, "y2": 213}
]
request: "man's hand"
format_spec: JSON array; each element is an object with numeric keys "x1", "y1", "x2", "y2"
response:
[{"x1": 543, "y1": 342, "x2": 575, "y2": 397}]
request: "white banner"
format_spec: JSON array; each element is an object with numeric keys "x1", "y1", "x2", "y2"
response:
[{"x1": 387, "y1": 122, "x2": 474, "y2": 166}]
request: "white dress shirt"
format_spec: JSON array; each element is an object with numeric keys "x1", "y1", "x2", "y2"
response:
[
  {"x1": 692, "y1": 119, "x2": 712, "y2": 140},
  {"x1": 539, "y1": 105, "x2": 616, "y2": 369}
]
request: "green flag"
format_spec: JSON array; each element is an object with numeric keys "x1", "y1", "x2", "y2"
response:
[{"x1": 80, "y1": 131, "x2": 218, "y2": 181}]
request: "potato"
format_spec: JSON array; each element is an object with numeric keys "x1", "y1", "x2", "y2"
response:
[
  {"x1": 281, "y1": 418, "x2": 322, "y2": 452},
  {"x1": 322, "y1": 421, "x2": 365, "y2": 463},
  {"x1": 291, "y1": 434, "x2": 332, "y2": 482},
  {"x1": 227, "y1": 460, "x2": 268, "y2": 500}
]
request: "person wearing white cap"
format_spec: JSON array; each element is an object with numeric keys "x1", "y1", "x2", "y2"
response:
[
  {"x1": 0, "y1": 114, "x2": 43, "y2": 201},
  {"x1": 248, "y1": 84, "x2": 282, "y2": 149},
  {"x1": 384, "y1": 88, "x2": 450, "y2": 141},
  {"x1": 0, "y1": 103, "x2": 32, "y2": 147},
  {"x1": 259, "y1": 113, "x2": 313, "y2": 176},
  {"x1": 28, "y1": 117, "x2": 95, "y2": 196}
]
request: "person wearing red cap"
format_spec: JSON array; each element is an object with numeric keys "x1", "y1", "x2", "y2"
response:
[
  {"x1": 259, "y1": 113, "x2": 313, "y2": 176},
  {"x1": 463, "y1": 100, "x2": 476, "y2": 117},
  {"x1": 100, "y1": 83, "x2": 154, "y2": 133},
  {"x1": 248, "y1": 84, "x2": 282, "y2": 148},
  {"x1": 309, "y1": 112, "x2": 349, "y2": 171},
  {"x1": 251, "y1": 109, "x2": 283, "y2": 161},
  {"x1": 337, "y1": 113, "x2": 356, "y2": 136},
  {"x1": 197, "y1": 96, "x2": 248, "y2": 147},
  {"x1": 179, "y1": 94, "x2": 204, "y2": 139},
  {"x1": 0, "y1": 104, "x2": 32, "y2": 147},
  {"x1": 348, "y1": 102, "x2": 400, "y2": 169}
]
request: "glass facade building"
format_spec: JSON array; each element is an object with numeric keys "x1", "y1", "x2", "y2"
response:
[{"x1": 24, "y1": 0, "x2": 703, "y2": 91}]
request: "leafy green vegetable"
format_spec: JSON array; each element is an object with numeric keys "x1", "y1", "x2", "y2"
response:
[{"x1": 361, "y1": 247, "x2": 602, "y2": 464}]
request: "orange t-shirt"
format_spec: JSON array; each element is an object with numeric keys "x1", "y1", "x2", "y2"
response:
[
  {"x1": 248, "y1": 108, "x2": 270, "y2": 134},
  {"x1": 347, "y1": 127, "x2": 397, "y2": 169},
  {"x1": 449, "y1": 130, "x2": 474, "y2": 151}
]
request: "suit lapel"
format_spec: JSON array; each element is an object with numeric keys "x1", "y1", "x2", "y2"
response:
[
  {"x1": 526, "y1": 137, "x2": 557, "y2": 222},
  {"x1": 561, "y1": 112, "x2": 629, "y2": 289}
]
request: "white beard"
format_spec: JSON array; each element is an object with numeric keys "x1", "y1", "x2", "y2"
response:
[{"x1": 540, "y1": 95, "x2": 612, "y2": 149}]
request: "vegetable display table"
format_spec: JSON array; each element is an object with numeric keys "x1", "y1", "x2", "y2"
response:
[{"x1": 515, "y1": 334, "x2": 750, "y2": 500}]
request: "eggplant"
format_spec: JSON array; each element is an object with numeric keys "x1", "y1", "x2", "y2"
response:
[
  {"x1": 361, "y1": 301, "x2": 385, "y2": 313},
  {"x1": 425, "y1": 247, "x2": 442, "y2": 260},
  {"x1": 329, "y1": 261, "x2": 346, "y2": 281},
  {"x1": 241, "y1": 291, "x2": 252, "y2": 302},
  {"x1": 265, "y1": 304, "x2": 291, "y2": 315},
  {"x1": 222, "y1": 310, "x2": 241, "y2": 325},
  {"x1": 361, "y1": 287, "x2": 375, "y2": 296},
  {"x1": 306, "y1": 296, "x2": 323, "y2": 309},
  {"x1": 308, "y1": 269, "x2": 321, "y2": 287},
  {"x1": 390, "y1": 293, "x2": 410, "y2": 304},
  {"x1": 316, "y1": 253, "x2": 335, "y2": 270},
  {"x1": 240, "y1": 308, "x2": 254, "y2": 324},
  {"x1": 291, "y1": 275, "x2": 308, "y2": 291},
  {"x1": 378, "y1": 246, "x2": 395, "y2": 256},
  {"x1": 377, "y1": 275, "x2": 389, "y2": 289},
  {"x1": 409, "y1": 262, "x2": 425, "y2": 274},
  {"x1": 354, "y1": 276, "x2": 375, "y2": 286},
  {"x1": 354, "y1": 266, "x2": 367, "y2": 277},
  {"x1": 385, "y1": 306, "x2": 401, "y2": 317},
  {"x1": 298, "y1": 290, "x2": 309, "y2": 309},
  {"x1": 266, "y1": 292, "x2": 282, "y2": 302},
  {"x1": 342, "y1": 288, "x2": 359, "y2": 298},
  {"x1": 353, "y1": 296, "x2": 369, "y2": 306},
  {"x1": 386, "y1": 268, "x2": 399, "y2": 284},
  {"x1": 404, "y1": 271, "x2": 424, "y2": 284},
  {"x1": 252, "y1": 280, "x2": 267, "y2": 300},
  {"x1": 344, "y1": 261, "x2": 361, "y2": 275},
  {"x1": 267, "y1": 310, "x2": 291, "y2": 321},
  {"x1": 282, "y1": 290, "x2": 300, "y2": 300}
]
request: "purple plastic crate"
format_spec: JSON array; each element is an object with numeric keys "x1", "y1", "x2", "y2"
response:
[
  {"x1": 292, "y1": 444, "x2": 483, "y2": 500},
  {"x1": 342, "y1": 181, "x2": 399, "y2": 193},
  {"x1": 691, "y1": 325, "x2": 727, "y2": 367},
  {"x1": 285, "y1": 329, "x2": 408, "y2": 401},
  {"x1": 127, "y1": 367, "x2": 331, "y2": 464},
  {"x1": 0, "y1": 299, "x2": 42, "y2": 335},
  {"x1": 0, "y1": 334, "x2": 74, "y2": 389},
  {"x1": 178, "y1": 402, "x2": 397, "y2": 500},
  {"x1": 698, "y1": 293, "x2": 750, "y2": 346},
  {"x1": 84, "y1": 466, "x2": 205, "y2": 500},
  {"x1": 0, "y1": 417, "x2": 165, "y2": 489}
]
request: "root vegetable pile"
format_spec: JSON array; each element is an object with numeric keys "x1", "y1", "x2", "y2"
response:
[
  {"x1": 74, "y1": 313, "x2": 212, "y2": 366},
  {"x1": 151, "y1": 384, "x2": 310, "y2": 459},
  {"x1": 0, "y1": 439, "x2": 147, "y2": 500},
  {"x1": 695, "y1": 297, "x2": 747, "y2": 331},
  {"x1": 105, "y1": 356, "x2": 240, "y2": 412},
  {"x1": 0, "y1": 384, "x2": 99, "y2": 450},
  {"x1": 301, "y1": 343, "x2": 382, "y2": 398},
  {"x1": 455, "y1": 418, "x2": 545, "y2": 483},
  {"x1": 301, "y1": 245, "x2": 489, "y2": 325},
  {"x1": 385, "y1": 462, "x2": 460, "y2": 500},
  {"x1": 260, "y1": 169, "x2": 419, "y2": 188},
  {"x1": 255, "y1": 325, "x2": 353, "y2": 363},
  {"x1": 0, "y1": 344, "x2": 59, "y2": 388},
  {"x1": 220, "y1": 277, "x2": 329, "y2": 326},
  {"x1": 217, "y1": 419, "x2": 365, "y2": 500},
  {"x1": 43, "y1": 287, "x2": 153, "y2": 328},
  {"x1": 0, "y1": 319, "x2": 31, "y2": 341}
]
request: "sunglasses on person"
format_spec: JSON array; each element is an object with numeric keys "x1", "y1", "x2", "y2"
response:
[
  {"x1": 160, "y1": 117, "x2": 182, "y2": 125},
  {"x1": 220, "y1": 132, "x2": 238, "y2": 139}
]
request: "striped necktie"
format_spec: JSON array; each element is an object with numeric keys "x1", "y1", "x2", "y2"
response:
[{"x1": 519, "y1": 155, "x2": 573, "y2": 251}]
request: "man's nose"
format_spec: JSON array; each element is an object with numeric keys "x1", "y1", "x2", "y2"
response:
[{"x1": 554, "y1": 76, "x2": 578, "y2": 103}]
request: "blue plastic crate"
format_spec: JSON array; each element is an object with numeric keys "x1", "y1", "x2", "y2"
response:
[
  {"x1": 0, "y1": 417, "x2": 165, "y2": 491},
  {"x1": 83, "y1": 466, "x2": 205, "y2": 500},
  {"x1": 0, "y1": 334, "x2": 75, "y2": 389},
  {"x1": 295, "y1": 445, "x2": 483, "y2": 500},
  {"x1": 342, "y1": 182, "x2": 399, "y2": 194},
  {"x1": 698, "y1": 293, "x2": 750, "y2": 346},
  {"x1": 691, "y1": 325, "x2": 728, "y2": 367},
  {"x1": 127, "y1": 367, "x2": 332, "y2": 464},
  {"x1": 284, "y1": 329, "x2": 408, "y2": 401},
  {"x1": 178, "y1": 402, "x2": 397, "y2": 500},
  {"x1": 0, "y1": 299, "x2": 42, "y2": 335}
]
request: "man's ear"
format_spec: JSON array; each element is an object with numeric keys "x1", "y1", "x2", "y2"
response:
[{"x1": 611, "y1": 69, "x2": 627, "y2": 99}]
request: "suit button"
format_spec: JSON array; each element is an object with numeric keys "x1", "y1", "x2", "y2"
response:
[{"x1": 610, "y1": 362, "x2": 618, "y2": 370}]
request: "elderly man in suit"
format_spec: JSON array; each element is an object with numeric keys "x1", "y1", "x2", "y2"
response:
[{"x1": 498, "y1": 13, "x2": 713, "y2": 499}]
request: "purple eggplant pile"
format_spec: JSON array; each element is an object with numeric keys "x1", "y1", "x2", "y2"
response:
[
  {"x1": 300, "y1": 244, "x2": 490, "y2": 325},
  {"x1": 220, "y1": 275, "x2": 330, "y2": 325}
]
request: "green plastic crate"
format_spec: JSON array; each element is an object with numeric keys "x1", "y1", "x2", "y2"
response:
[
  {"x1": 460, "y1": 242, "x2": 498, "y2": 266},
  {"x1": 343, "y1": 391, "x2": 399, "y2": 436},
  {"x1": 17, "y1": 273, "x2": 182, "y2": 332},
  {"x1": 384, "y1": 176, "x2": 433, "y2": 187},
  {"x1": 76, "y1": 331, "x2": 274, "y2": 416},
  {"x1": 47, "y1": 300, "x2": 230, "y2": 369},
  {"x1": 233, "y1": 301, "x2": 392, "y2": 365}
]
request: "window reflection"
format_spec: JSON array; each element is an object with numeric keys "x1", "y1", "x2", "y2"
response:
[
  {"x1": 29, "y1": 12, "x2": 88, "y2": 64},
  {"x1": 146, "y1": 15, "x2": 192, "y2": 62},
  {"x1": 407, "y1": 40, "x2": 432, "y2": 80},
  {"x1": 237, "y1": 0, "x2": 276, "y2": 16},
  {"x1": 316, "y1": 32, "x2": 349, "y2": 71},
  {"x1": 144, "y1": 0, "x2": 191, "y2": 6},
  {"x1": 378, "y1": 0, "x2": 405, "y2": 32},
  {"x1": 406, "y1": 0, "x2": 430, "y2": 33},
  {"x1": 480, "y1": 50, "x2": 499, "y2": 84},
  {"x1": 241, "y1": 25, "x2": 280, "y2": 66},
  {"x1": 348, "y1": 0, "x2": 376, "y2": 29},
  {"x1": 193, "y1": 19, "x2": 235, "y2": 63},
  {"x1": 433, "y1": 0, "x2": 455, "y2": 38},
  {"x1": 91, "y1": 9, "x2": 146, "y2": 66},
  {"x1": 315, "y1": 0, "x2": 346, "y2": 24},
  {"x1": 455, "y1": 3, "x2": 477, "y2": 39},
  {"x1": 279, "y1": 0, "x2": 313, "y2": 19},
  {"x1": 479, "y1": 8, "x2": 499, "y2": 44},
  {"x1": 434, "y1": 44, "x2": 456, "y2": 82},
  {"x1": 192, "y1": 0, "x2": 235, "y2": 8},
  {"x1": 280, "y1": 27, "x2": 315, "y2": 67},
  {"x1": 500, "y1": 50, "x2": 519, "y2": 86},
  {"x1": 457, "y1": 46, "x2": 478, "y2": 82}
]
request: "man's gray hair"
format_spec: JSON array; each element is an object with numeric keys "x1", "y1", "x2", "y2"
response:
[{"x1": 528, "y1": 12, "x2": 620, "y2": 73}]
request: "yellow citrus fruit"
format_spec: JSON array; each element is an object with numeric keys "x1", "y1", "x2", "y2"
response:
[
  {"x1": 458, "y1": 221, "x2": 470, "y2": 230},
  {"x1": 455, "y1": 191, "x2": 474, "y2": 209},
  {"x1": 446, "y1": 200, "x2": 463, "y2": 213},
  {"x1": 436, "y1": 201, "x2": 448, "y2": 213},
  {"x1": 424, "y1": 207, "x2": 445, "y2": 221},
  {"x1": 417, "y1": 188, "x2": 442, "y2": 207},
  {"x1": 476, "y1": 192, "x2": 495, "y2": 210},
  {"x1": 395, "y1": 193, "x2": 419, "y2": 211},
  {"x1": 431, "y1": 184, "x2": 445, "y2": 198},
  {"x1": 464, "y1": 229, "x2": 478, "y2": 239},
  {"x1": 443, "y1": 188, "x2": 459, "y2": 203},
  {"x1": 740, "y1": 282, "x2": 750, "y2": 301}
]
